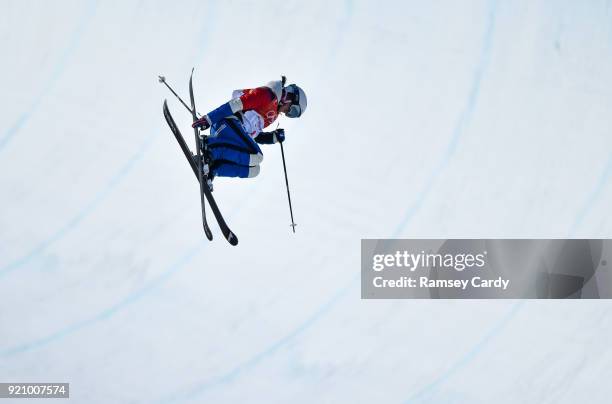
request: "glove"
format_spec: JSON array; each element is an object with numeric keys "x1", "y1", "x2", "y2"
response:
[
  {"x1": 192, "y1": 115, "x2": 211, "y2": 130},
  {"x1": 273, "y1": 128, "x2": 285, "y2": 143}
]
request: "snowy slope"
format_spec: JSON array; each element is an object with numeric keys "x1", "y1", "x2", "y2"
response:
[{"x1": 1, "y1": 0, "x2": 611, "y2": 402}]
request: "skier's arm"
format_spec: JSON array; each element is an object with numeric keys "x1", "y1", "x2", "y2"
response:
[{"x1": 255, "y1": 128, "x2": 285, "y2": 144}]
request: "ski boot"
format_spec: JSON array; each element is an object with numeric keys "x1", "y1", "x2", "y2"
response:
[
  {"x1": 202, "y1": 150, "x2": 215, "y2": 192},
  {"x1": 196, "y1": 135, "x2": 215, "y2": 192},
  {"x1": 191, "y1": 153, "x2": 214, "y2": 192}
]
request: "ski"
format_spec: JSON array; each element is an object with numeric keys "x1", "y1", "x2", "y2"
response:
[
  {"x1": 162, "y1": 100, "x2": 239, "y2": 246},
  {"x1": 163, "y1": 100, "x2": 198, "y2": 180},
  {"x1": 187, "y1": 70, "x2": 213, "y2": 241}
]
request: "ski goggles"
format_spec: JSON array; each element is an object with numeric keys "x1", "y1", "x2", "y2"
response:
[
  {"x1": 283, "y1": 88, "x2": 302, "y2": 118},
  {"x1": 286, "y1": 103, "x2": 302, "y2": 118}
]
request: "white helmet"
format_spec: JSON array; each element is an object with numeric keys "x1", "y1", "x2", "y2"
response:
[{"x1": 283, "y1": 84, "x2": 307, "y2": 118}]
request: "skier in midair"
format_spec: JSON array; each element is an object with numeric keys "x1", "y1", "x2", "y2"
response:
[{"x1": 191, "y1": 78, "x2": 307, "y2": 184}]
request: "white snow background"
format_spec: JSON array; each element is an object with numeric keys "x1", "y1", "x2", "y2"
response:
[{"x1": 0, "y1": 0, "x2": 611, "y2": 402}]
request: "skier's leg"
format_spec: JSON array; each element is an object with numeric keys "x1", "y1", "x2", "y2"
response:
[
  {"x1": 249, "y1": 152, "x2": 263, "y2": 165},
  {"x1": 223, "y1": 116, "x2": 262, "y2": 154},
  {"x1": 209, "y1": 117, "x2": 263, "y2": 155},
  {"x1": 213, "y1": 161, "x2": 260, "y2": 178},
  {"x1": 207, "y1": 145, "x2": 263, "y2": 168},
  {"x1": 208, "y1": 117, "x2": 263, "y2": 176}
]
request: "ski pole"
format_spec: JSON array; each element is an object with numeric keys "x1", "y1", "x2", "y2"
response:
[
  {"x1": 158, "y1": 75, "x2": 200, "y2": 117},
  {"x1": 279, "y1": 141, "x2": 297, "y2": 233}
]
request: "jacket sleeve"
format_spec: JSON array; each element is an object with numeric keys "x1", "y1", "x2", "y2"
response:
[
  {"x1": 206, "y1": 87, "x2": 275, "y2": 126},
  {"x1": 206, "y1": 102, "x2": 236, "y2": 126},
  {"x1": 254, "y1": 131, "x2": 277, "y2": 144},
  {"x1": 239, "y1": 87, "x2": 275, "y2": 110}
]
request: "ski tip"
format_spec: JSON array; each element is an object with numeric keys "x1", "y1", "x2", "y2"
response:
[
  {"x1": 204, "y1": 224, "x2": 213, "y2": 241},
  {"x1": 227, "y1": 232, "x2": 238, "y2": 246},
  {"x1": 158, "y1": 75, "x2": 165, "y2": 83}
]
